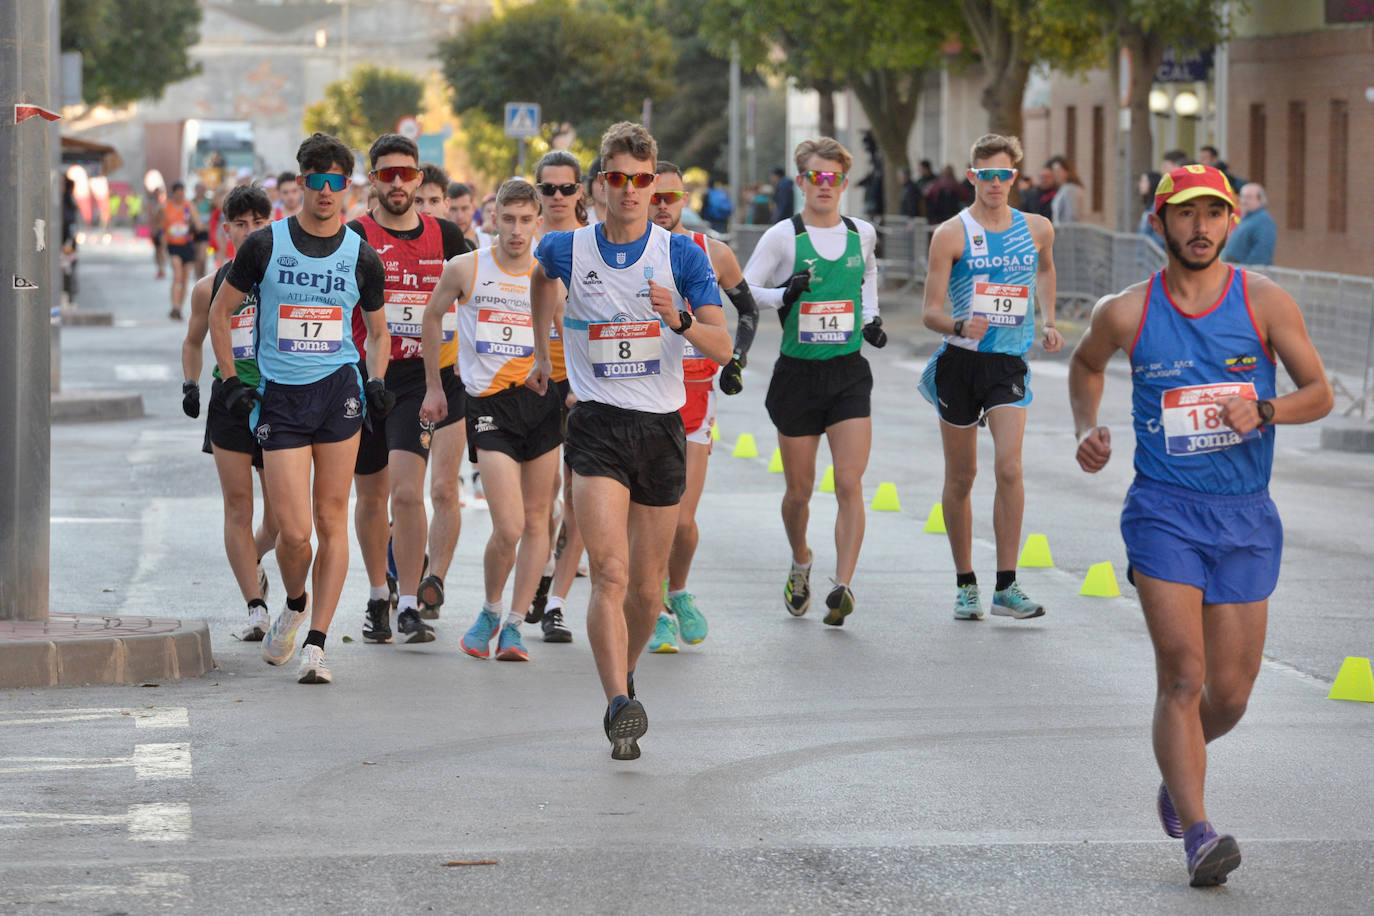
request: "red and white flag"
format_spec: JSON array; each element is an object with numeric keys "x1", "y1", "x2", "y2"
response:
[{"x1": 15, "y1": 104, "x2": 61, "y2": 124}]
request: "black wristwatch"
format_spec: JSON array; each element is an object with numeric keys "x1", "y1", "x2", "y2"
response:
[
  {"x1": 953, "y1": 319, "x2": 965, "y2": 337},
  {"x1": 1256, "y1": 399, "x2": 1275, "y2": 425},
  {"x1": 672, "y1": 309, "x2": 693, "y2": 334}
]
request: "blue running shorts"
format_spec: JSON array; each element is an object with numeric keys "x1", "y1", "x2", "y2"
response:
[{"x1": 1120, "y1": 476, "x2": 1283, "y2": 605}]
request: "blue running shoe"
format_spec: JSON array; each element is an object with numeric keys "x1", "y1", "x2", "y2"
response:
[
  {"x1": 495, "y1": 623, "x2": 529, "y2": 661},
  {"x1": 953, "y1": 583, "x2": 984, "y2": 621},
  {"x1": 649, "y1": 614, "x2": 679, "y2": 654},
  {"x1": 1158, "y1": 781, "x2": 1183, "y2": 838},
  {"x1": 991, "y1": 582, "x2": 1044, "y2": 619},
  {"x1": 667, "y1": 592, "x2": 707, "y2": 644},
  {"x1": 461, "y1": 609, "x2": 500, "y2": 659},
  {"x1": 1187, "y1": 830, "x2": 1241, "y2": 887}
]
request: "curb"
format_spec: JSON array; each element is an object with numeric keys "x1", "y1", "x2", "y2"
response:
[
  {"x1": 0, "y1": 614, "x2": 215, "y2": 688},
  {"x1": 58, "y1": 309, "x2": 115, "y2": 327},
  {"x1": 1320, "y1": 419, "x2": 1374, "y2": 454},
  {"x1": 51, "y1": 390, "x2": 145, "y2": 423}
]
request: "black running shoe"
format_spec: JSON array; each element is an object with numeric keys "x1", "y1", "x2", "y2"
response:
[
  {"x1": 396, "y1": 608, "x2": 436, "y2": 644},
  {"x1": 542, "y1": 606, "x2": 572, "y2": 643},
  {"x1": 604, "y1": 698, "x2": 648, "y2": 760},
  {"x1": 385, "y1": 572, "x2": 398, "y2": 611},
  {"x1": 525, "y1": 574, "x2": 554, "y2": 623},
  {"x1": 823, "y1": 582, "x2": 855, "y2": 626},
  {"x1": 363, "y1": 598, "x2": 393, "y2": 644},
  {"x1": 417, "y1": 574, "x2": 444, "y2": 620}
]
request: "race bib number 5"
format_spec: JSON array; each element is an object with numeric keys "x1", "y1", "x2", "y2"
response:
[
  {"x1": 277, "y1": 303, "x2": 343, "y2": 353},
  {"x1": 476, "y1": 308, "x2": 534, "y2": 357},
  {"x1": 972, "y1": 282, "x2": 1029, "y2": 327},
  {"x1": 1162, "y1": 382, "x2": 1260, "y2": 455},
  {"x1": 798, "y1": 300, "x2": 854, "y2": 344},
  {"x1": 589, "y1": 320, "x2": 661, "y2": 379},
  {"x1": 384, "y1": 290, "x2": 429, "y2": 339}
]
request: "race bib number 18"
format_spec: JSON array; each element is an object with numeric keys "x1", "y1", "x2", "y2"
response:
[
  {"x1": 277, "y1": 303, "x2": 343, "y2": 353},
  {"x1": 972, "y1": 281, "x2": 1030, "y2": 327},
  {"x1": 798, "y1": 300, "x2": 854, "y2": 344},
  {"x1": 1161, "y1": 382, "x2": 1260, "y2": 455},
  {"x1": 589, "y1": 320, "x2": 661, "y2": 379}
]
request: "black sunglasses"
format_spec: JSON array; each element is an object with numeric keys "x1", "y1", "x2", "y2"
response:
[{"x1": 538, "y1": 182, "x2": 579, "y2": 197}]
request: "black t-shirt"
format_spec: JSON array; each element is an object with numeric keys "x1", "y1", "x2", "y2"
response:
[
  {"x1": 345, "y1": 213, "x2": 471, "y2": 260},
  {"x1": 225, "y1": 216, "x2": 385, "y2": 312}
]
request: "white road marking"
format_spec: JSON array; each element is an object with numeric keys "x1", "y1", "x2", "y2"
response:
[
  {"x1": 0, "y1": 706, "x2": 188, "y2": 728},
  {"x1": 0, "y1": 804, "x2": 189, "y2": 841},
  {"x1": 0, "y1": 742, "x2": 191, "y2": 779},
  {"x1": 0, "y1": 870, "x2": 189, "y2": 905},
  {"x1": 49, "y1": 517, "x2": 140, "y2": 524}
]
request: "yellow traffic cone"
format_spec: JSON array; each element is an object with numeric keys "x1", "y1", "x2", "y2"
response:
[
  {"x1": 767, "y1": 447, "x2": 784, "y2": 473},
  {"x1": 1328, "y1": 656, "x2": 1374, "y2": 702},
  {"x1": 1079, "y1": 561, "x2": 1121, "y2": 597},
  {"x1": 1018, "y1": 533, "x2": 1054, "y2": 568},
  {"x1": 818, "y1": 465, "x2": 835, "y2": 493},
  {"x1": 711, "y1": 422, "x2": 720, "y2": 442},
  {"x1": 732, "y1": 433, "x2": 758, "y2": 459},
  {"x1": 871, "y1": 482, "x2": 901, "y2": 511},
  {"x1": 923, "y1": 503, "x2": 945, "y2": 534}
]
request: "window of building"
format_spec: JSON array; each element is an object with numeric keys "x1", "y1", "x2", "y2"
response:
[
  {"x1": 1286, "y1": 101, "x2": 1305, "y2": 230},
  {"x1": 1329, "y1": 99, "x2": 1348, "y2": 233},
  {"x1": 1091, "y1": 105, "x2": 1104, "y2": 213},
  {"x1": 1248, "y1": 103, "x2": 1265, "y2": 186},
  {"x1": 1064, "y1": 106, "x2": 1077, "y2": 167}
]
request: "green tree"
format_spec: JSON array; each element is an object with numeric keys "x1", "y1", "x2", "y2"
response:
[
  {"x1": 60, "y1": 0, "x2": 202, "y2": 107},
  {"x1": 303, "y1": 65, "x2": 426, "y2": 153},
  {"x1": 702, "y1": 0, "x2": 964, "y2": 214},
  {"x1": 436, "y1": 0, "x2": 676, "y2": 154}
]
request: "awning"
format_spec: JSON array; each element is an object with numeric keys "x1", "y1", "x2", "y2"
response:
[{"x1": 61, "y1": 135, "x2": 123, "y2": 175}]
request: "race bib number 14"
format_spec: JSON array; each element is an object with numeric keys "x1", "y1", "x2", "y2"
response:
[
  {"x1": 798, "y1": 300, "x2": 854, "y2": 344},
  {"x1": 1162, "y1": 382, "x2": 1260, "y2": 455}
]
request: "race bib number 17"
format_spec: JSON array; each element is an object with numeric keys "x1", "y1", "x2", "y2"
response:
[
  {"x1": 1161, "y1": 382, "x2": 1260, "y2": 455},
  {"x1": 277, "y1": 303, "x2": 343, "y2": 353}
]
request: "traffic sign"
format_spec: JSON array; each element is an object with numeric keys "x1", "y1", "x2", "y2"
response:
[
  {"x1": 504, "y1": 102, "x2": 541, "y2": 139},
  {"x1": 396, "y1": 116, "x2": 420, "y2": 140}
]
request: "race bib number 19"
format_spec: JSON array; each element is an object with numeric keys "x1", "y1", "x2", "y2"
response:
[
  {"x1": 589, "y1": 320, "x2": 661, "y2": 379},
  {"x1": 277, "y1": 303, "x2": 343, "y2": 353},
  {"x1": 1162, "y1": 382, "x2": 1260, "y2": 455},
  {"x1": 798, "y1": 300, "x2": 854, "y2": 344},
  {"x1": 972, "y1": 282, "x2": 1030, "y2": 327}
]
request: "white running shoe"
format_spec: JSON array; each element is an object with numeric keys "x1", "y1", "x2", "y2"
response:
[
  {"x1": 256, "y1": 563, "x2": 270, "y2": 603},
  {"x1": 263, "y1": 599, "x2": 310, "y2": 666},
  {"x1": 296, "y1": 644, "x2": 332, "y2": 684},
  {"x1": 239, "y1": 604, "x2": 271, "y2": 642}
]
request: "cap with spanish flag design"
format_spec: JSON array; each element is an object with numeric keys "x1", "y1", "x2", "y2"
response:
[{"x1": 1153, "y1": 164, "x2": 1240, "y2": 223}]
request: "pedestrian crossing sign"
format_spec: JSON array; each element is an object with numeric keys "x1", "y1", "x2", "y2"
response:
[{"x1": 504, "y1": 102, "x2": 541, "y2": 139}]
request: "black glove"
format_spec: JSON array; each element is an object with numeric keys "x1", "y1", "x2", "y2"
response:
[
  {"x1": 780, "y1": 269, "x2": 811, "y2": 309},
  {"x1": 718, "y1": 355, "x2": 745, "y2": 395},
  {"x1": 862, "y1": 316, "x2": 888, "y2": 349},
  {"x1": 181, "y1": 381, "x2": 200, "y2": 419},
  {"x1": 221, "y1": 376, "x2": 260, "y2": 419},
  {"x1": 365, "y1": 377, "x2": 396, "y2": 419}
]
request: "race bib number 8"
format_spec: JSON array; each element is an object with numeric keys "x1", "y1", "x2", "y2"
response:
[
  {"x1": 972, "y1": 282, "x2": 1030, "y2": 327},
  {"x1": 589, "y1": 320, "x2": 661, "y2": 379},
  {"x1": 384, "y1": 290, "x2": 429, "y2": 339},
  {"x1": 798, "y1": 300, "x2": 854, "y2": 344},
  {"x1": 277, "y1": 303, "x2": 343, "y2": 353},
  {"x1": 476, "y1": 308, "x2": 534, "y2": 357},
  {"x1": 1162, "y1": 382, "x2": 1259, "y2": 455},
  {"x1": 230, "y1": 304, "x2": 256, "y2": 359}
]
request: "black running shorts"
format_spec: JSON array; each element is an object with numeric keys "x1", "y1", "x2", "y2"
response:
[
  {"x1": 931, "y1": 345, "x2": 1030, "y2": 427},
  {"x1": 765, "y1": 351, "x2": 872, "y2": 438},
  {"x1": 254, "y1": 364, "x2": 364, "y2": 451},
  {"x1": 384, "y1": 359, "x2": 465, "y2": 459},
  {"x1": 564, "y1": 400, "x2": 685, "y2": 507},
  {"x1": 203, "y1": 377, "x2": 263, "y2": 468},
  {"x1": 467, "y1": 384, "x2": 563, "y2": 464}
]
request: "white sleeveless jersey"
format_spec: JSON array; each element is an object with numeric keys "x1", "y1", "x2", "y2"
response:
[
  {"x1": 456, "y1": 246, "x2": 535, "y2": 397},
  {"x1": 564, "y1": 223, "x2": 687, "y2": 413}
]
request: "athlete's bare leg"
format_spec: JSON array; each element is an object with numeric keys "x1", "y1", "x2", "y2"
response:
[
  {"x1": 825, "y1": 416, "x2": 870, "y2": 585},
  {"x1": 777, "y1": 432, "x2": 822, "y2": 566},
  {"x1": 427, "y1": 422, "x2": 465, "y2": 580},
  {"x1": 479, "y1": 448, "x2": 558, "y2": 611},
  {"x1": 938, "y1": 421, "x2": 979, "y2": 574},
  {"x1": 667, "y1": 439, "x2": 710, "y2": 590},
  {"x1": 985, "y1": 405, "x2": 1027, "y2": 571},
  {"x1": 353, "y1": 468, "x2": 391, "y2": 593},
  {"x1": 388, "y1": 450, "x2": 429, "y2": 601},
  {"x1": 213, "y1": 446, "x2": 266, "y2": 602}
]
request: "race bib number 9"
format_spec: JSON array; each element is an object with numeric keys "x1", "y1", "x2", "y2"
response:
[
  {"x1": 972, "y1": 282, "x2": 1030, "y2": 327},
  {"x1": 230, "y1": 304, "x2": 256, "y2": 359},
  {"x1": 384, "y1": 290, "x2": 429, "y2": 339},
  {"x1": 476, "y1": 308, "x2": 534, "y2": 357},
  {"x1": 589, "y1": 320, "x2": 661, "y2": 379},
  {"x1": 1162, "y1": 382, "x2": 1259, "y2": 455},
  {"x1": 798, "y1": 300, "x2": 854, "y2": 344},
  {"x1": 277, "y1": 303, "x2": 343, "y2": 354}
]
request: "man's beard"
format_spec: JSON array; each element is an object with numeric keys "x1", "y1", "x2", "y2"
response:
[
  {"x1": 379, "y1": 190, "x2": 414, "y2": 217},
  {"x1": 1163, "y1": 224, "x2": 1227, "y2": 272}
]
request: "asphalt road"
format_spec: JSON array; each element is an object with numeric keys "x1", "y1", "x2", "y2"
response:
[{"x1": 3, "y1": 240, "x2": 1371, "y2": 914}]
